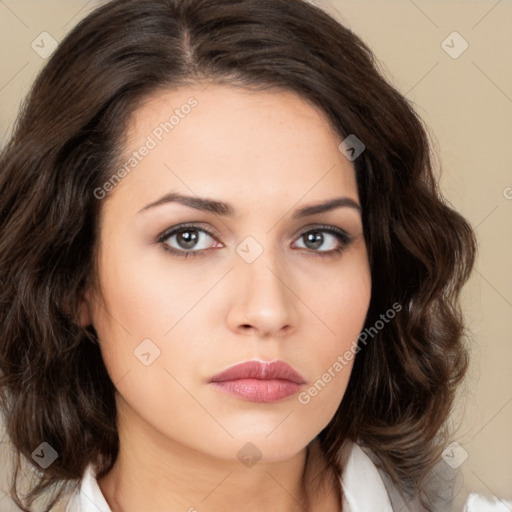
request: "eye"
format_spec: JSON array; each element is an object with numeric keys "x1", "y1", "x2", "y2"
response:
[
  {"x1": 158, "y1": 224, "x2": 220, "y2": 259},
  {"x1": 292, "y1": 226, "x2": 351, "y2": 258}
]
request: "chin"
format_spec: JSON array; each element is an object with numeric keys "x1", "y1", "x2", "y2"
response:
[{"x1": 193, "y1": 427, "x2": 317, "y2": 465}]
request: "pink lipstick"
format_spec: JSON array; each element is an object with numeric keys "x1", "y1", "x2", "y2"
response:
[{"x1": 208, "y1": 360, "x2": 306, "y2": 403}]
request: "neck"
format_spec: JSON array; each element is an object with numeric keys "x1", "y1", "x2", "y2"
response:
[{"x1": 97, "y1": 401, "x2": 341, "y2": 512}]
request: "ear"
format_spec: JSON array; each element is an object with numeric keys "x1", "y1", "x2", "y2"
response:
[{"x1": 77, "y1": 289, "x2": 94, "y2": 327}]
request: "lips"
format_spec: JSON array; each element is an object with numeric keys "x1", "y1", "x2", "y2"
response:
[
  {"x1": 209, "y1": 360, "x2": 306, "y2": 384},
  {"x1": 208, "y1": 360, "x2": 306, "y2": 403}
]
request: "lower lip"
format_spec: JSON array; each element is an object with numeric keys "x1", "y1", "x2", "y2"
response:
[{"x1": 209, "y1": 378, "x2": 303, "y2": 403}]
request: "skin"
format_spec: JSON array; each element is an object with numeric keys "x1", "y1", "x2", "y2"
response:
[{"x1": 79, "y1": 83, "x2": 372, "y2": 512}]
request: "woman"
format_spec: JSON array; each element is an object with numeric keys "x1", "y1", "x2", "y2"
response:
[{"x1": 0, "y1": 0, "x2": 477, "y2": 511}]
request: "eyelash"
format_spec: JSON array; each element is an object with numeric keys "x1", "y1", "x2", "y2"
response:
[{"x1": 156, "y1": 223, "x2": 352, "y2": 260}]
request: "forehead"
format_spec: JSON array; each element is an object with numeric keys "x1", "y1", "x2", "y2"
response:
[
  {"x1": 130, "y1": 83, "x2": 336, "y2": 134},
  {"x1": 108, "y1": 83, "x2": 358, "y2": 213}
]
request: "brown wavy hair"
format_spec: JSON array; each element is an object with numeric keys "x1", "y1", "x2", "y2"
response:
[{"x1": 0, "y1": 0, "x2": 477, "y2": 510}]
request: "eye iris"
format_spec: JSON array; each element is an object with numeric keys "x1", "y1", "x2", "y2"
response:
[
  {"x1": 177, "y1": 230, "x2": 199, "y2": 249},
  {"x1": 304, "y1": 231, "x2": 324, "y2": 250}
]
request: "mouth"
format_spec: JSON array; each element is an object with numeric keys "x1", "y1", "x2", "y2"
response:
[{"x1": 208, "y1": 360, "x2": 306, "y2": 403}]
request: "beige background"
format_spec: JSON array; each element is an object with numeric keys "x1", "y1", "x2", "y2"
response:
[{"x1": 0, "y1": 1, "x2": 510, "y2": 510}]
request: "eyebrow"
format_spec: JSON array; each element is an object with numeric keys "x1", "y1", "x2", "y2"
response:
[{"x1": 137, "y1": 192, "x2": 361, "y2": 218}]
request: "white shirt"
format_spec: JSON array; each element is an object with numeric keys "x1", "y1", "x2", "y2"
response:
[{"x1": 66, "y1": 441, "x2": 393, "y2": 512}]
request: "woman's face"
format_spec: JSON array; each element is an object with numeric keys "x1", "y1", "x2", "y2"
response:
[{"x1": 81, "y1": 84, "x2": 371, "y2": 463}]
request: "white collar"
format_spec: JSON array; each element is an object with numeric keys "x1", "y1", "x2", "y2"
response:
[
  {"x1": 340, "y1": 441, "x2": 394, "y2": 511},
  {"x1": 66, "y1": 440, "x2": 393, "y2": 512}
]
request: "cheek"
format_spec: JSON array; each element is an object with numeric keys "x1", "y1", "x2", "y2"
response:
[
  {"x1": 302, "y1": 256, "x2": 371, "y2": 397},
  {"x1": 93, "y1": 244, "x2": 187, "y2": 337},
  {"x1": 313, "y1": 251, "x2": 371, "y2": 343},
  {"x1": 90, "y1": 243, "x2": 219, "y2": 391}
]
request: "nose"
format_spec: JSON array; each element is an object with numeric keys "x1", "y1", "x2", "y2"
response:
[{"x1": 226, "y1": 249, "x2": 300, "y2": 339}]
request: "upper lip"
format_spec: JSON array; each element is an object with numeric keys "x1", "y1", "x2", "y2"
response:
[{"x1": 209, "y1": 360, "x2": 306, "y2": 384}]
